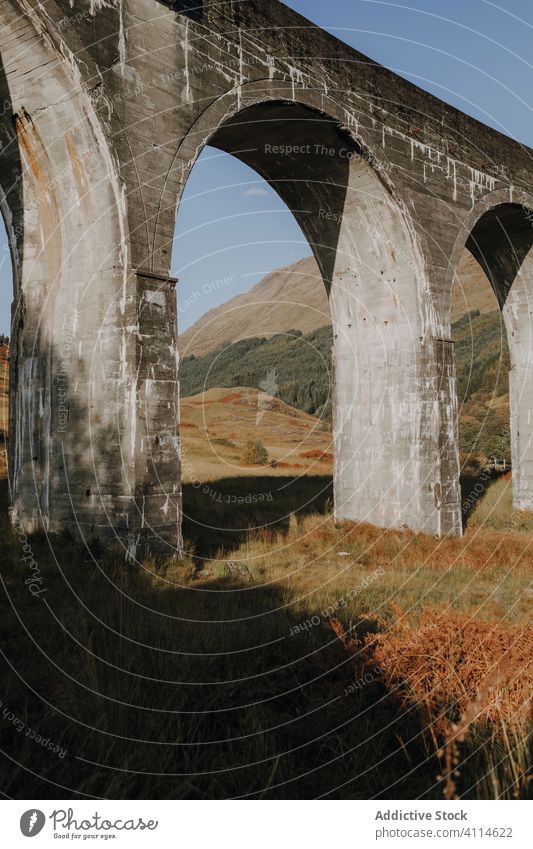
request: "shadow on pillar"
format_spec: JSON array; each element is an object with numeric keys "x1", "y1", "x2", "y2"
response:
[
  {"x1": 172, "y1": 1, "x2": 203, "y2": 22},
  {"x1": 7, "y1": 334, "x2": 181, "y2": 561}
]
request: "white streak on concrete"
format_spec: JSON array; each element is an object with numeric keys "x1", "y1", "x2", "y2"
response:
[
  {"x1": 117, "y1": 0, "x2": 126, "y2": 74},
  {"x1": 181, "y1": 19, "x2": 192, "y2": 103},
  {"x1": 468, "y1": 167, "x2": 496, "y2": 207},
  {"x1": 287, "y1": 64, "x2": 305, "y2": 100},
  {"x1": 446, "y1": 157, "x2": 458, "y2": 201}
]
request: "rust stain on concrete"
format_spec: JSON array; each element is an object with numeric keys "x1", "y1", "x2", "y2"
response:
[
  {"x1": 65, "y1": 131, "x2": 91, "y2": 211},
  {"x1": 14, "y1": 111, "x2": 42, "y2": 182}
]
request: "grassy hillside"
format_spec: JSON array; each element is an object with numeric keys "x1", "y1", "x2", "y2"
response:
[
  {"x1": 180, "y1": 326, "x2": 333, "y2": 418},
  {"x1": 180, "y1": 309, "x2": 511, "y2": 464},
  {"x1": 454, "y1": 309, "x2": 510, "y2": 464},
  {"x1": 450, "y1": 251, "x2": 500, "y2": 321},
  {"x1": 181, "y1": 385, "x2": 332, "y2": 482},
  {"x1": 179, "y1": 255, "x2": 329, "y2": 357}
]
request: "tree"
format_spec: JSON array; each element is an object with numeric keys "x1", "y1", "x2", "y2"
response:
[{"x1": 240, "y1": 439, "x2": 268, "y2": 465}]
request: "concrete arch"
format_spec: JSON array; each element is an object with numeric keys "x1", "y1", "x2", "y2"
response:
[
  {"x1": 11, "y1": 0, "x2": 533, "y2": 547},
  {"x1": 445, "y1": 187, "x2": 533, "y2": 310},
  {"x1": 446, "y1": 189, "x2": 533, "y2": 512},
  {"x1": 169, "y1": 90, "x2": 461, "y2": 535},
  {"x1": 154, "y1": 78, "x2": 415, "y2": 272},
  {"x1": 0, "y1": 0, "x2": 165, "y2": 551}
]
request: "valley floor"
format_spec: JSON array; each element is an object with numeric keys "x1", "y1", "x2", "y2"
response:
[
  {"x1": 0, "y1": 473, "x2": 531, "y2": 800},
  {"x1": 180, "y1": 386, "x2": 332, "y2": 483}
]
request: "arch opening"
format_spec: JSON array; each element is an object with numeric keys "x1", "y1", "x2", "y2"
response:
[
  {"x1": 0, "y1": 50, "x2": 22, "y2": 507},
  {"x1": 171, "y1": 99, "x2": 461, "y2": 543},
  {"x1": 454, "y1": 202, "x2": 533, "y2": 525},
  {"x1": 466, "y1": 203, "x2": 533, "y2": 307},
  {"x1": 173, "y1": 143, "x2": 335, "y2": 558},
  {"x1": 207, "y1": 100, "x2": 353, "y2": 287},
  {"x1": 451, "y1": 250, "x2": 511, "y2": 524}
]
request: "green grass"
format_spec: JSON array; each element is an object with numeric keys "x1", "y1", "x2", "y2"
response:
[
  {"x1": 469, "y1": 475, "x2": 533, "y2": 532},
  {"x1": 0, "y1": 477, "x2": 531, "y2": 800}
]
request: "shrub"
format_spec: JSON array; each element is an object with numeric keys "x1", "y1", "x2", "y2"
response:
[
  {"x1": 240, "y1": 439, "x2": 268, "y2": 465},
  {"x1": 459, "y1": 452, "x2": 482, "y2": 477}
]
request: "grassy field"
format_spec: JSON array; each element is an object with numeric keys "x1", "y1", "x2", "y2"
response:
[
  {"x1": 0, "y1": 469, "x2": 531, "y2": 800},
  {"x1": 0, "y1": 343, "x2": 531, "y2": 799},
  {"x1": 180, "y1": 386, "x2": 332, "y2": 484}
]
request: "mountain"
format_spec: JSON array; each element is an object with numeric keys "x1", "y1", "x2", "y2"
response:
[
  {"x1": 450, "y1": 252, "x2": 498, "y2": 322},
  {"x1": 179, "y1": 252, "x2": 498, "y2": 357},
  {"x1": 180, "y1": 326, "x2": 332, "y2": 418},
  {"x1": 179, "y1": 256, "x2": 329, "y2": 357}
]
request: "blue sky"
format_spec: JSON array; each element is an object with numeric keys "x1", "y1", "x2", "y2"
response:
[{"x1": 2, "y1": 0, "x2": 533, "y2": 335}]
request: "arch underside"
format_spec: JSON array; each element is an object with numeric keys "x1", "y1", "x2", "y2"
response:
[
  {"x1": 466, "y1": 204, "x2": 533, "y2": 307},
  {"x1": 204, "y1": 101, "x2": 461, "y2": 535},
  {"x1": 464, "y1": 203, "x2": 533, "y2": 511},
  {"x1": 209, "y1": 101, "x2": 350, "y2": 287}
]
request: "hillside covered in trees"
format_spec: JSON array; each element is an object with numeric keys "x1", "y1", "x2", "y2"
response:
[
  {"x1": 454, "y1": 309, "x2": 511, "y2": 463},
  {"x1": 180, "y1": 309, "x2": 511, "y2": 464},
  {"x1": 180, "y1": 326, "x2": 333, "y2": 419}
]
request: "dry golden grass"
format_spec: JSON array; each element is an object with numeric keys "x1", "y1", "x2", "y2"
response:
[
  {"x1": 470, "y1": 474, "x2": 533, "y2": 532},
  {"x1": 362, "y1": 609, "x2": 532, "y2": 800},
  {"x1": 223, "y1": 511, "x2": 533, "y2": 797},
  {"x1": 180, "y1": 386, "x2": 332, "y2": 482},
  {"x1": 368, "y1": 613, "x2": 532, "y2": 728}
]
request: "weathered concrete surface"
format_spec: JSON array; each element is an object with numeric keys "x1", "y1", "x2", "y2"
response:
[{"x1": 1, "y1": 0, "x2": 533, "y2": 552}]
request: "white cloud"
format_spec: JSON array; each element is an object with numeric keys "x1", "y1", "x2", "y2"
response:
[{"x1": 242, "y1": 186, "x2": 269, "y2": 197}]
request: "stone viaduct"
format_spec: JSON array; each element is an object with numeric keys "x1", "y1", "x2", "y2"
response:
[{"x1": 1, "y1": 0, "x2": 533, "y2": 557}]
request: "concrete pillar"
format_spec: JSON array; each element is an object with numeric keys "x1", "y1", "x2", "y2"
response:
[
  {"x1": 0, "y1": 2, "x2": 181, "y2": 556},
  {"x1": 329, "y1": 156, "x2": 462, "y2": 536},
  {"x1": 504, "y1": 256, "x2": 533, "y2": 511},
  {"x1": 133, "y1": 270, "x2": 182, "y2": 553}
]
